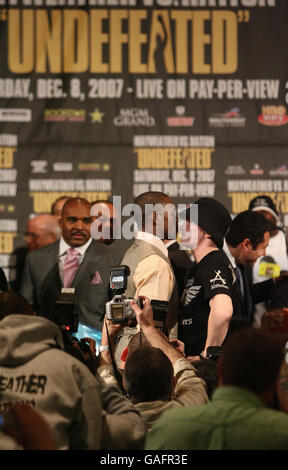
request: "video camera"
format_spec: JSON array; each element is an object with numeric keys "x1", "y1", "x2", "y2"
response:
[
  {"x1": 54, "y1": 288, "x2": 95, "y2": 366},
  {"x1": 55, "y1": 288, "x2": 78, "y2": 333},
  {"x1": 105, "y1": 265, "x2": 168, "y2": 331}
]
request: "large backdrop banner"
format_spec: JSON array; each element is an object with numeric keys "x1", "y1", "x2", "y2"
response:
[{"x1": 0, "y1": 0, "x2": 287, "y2": 280}]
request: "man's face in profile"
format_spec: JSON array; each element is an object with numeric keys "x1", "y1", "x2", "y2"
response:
[{"x1": 240, "y1": 231, "x2": 270, "y2": 267}]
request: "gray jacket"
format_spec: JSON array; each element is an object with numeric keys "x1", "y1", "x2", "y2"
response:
[
  {"x1": 0, "y1": 314, "x2": 102, "y2": 449},
  {"x1": 20, "y1": 239, "x2": 122, "y2": 331},
  {"x1": 0, "y1": 314, "x2": 146, "y2": 450}
]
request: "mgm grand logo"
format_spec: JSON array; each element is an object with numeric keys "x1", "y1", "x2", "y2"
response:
[
  {"x1": 113, "y1": 108, "x2": 155, "y2": 127},
  {"x1": 44, "y1": 109, "x2": 86, "y2": 122}
]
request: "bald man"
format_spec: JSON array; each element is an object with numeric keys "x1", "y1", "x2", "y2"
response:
[
  {"x1": 25, "y1": 214, "x2": 61, "y2": 251},
  {"x1": 20, "y1": 198, "x2": 121, "y2": 331},
  {"x1": 10, "y1": 214, "x2": 61, "y2": 292}
]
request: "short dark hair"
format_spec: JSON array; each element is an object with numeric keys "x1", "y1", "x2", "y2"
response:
[
  {"x1": 0, "y1": 291, "x2": 34, "y2": 319},
  {"x1": 123, "y1": 346, "x2": 174, "y2": 403},
  {"x1": 133, "y1": 191, "x2": 171, "y2": 229},
  {"x1": 225, "y1": 210, "x2": 271, "y2": 249},
  {"x1": 127, "y1": 331, "x2": 150, "y2": 357},
  {"x1": 221, "y1": 328, "x2": 286, "y2": 395}
]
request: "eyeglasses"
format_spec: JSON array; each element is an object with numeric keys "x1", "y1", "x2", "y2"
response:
[{"x1": 24, "y1": 232, "x2": 49, "y2": 239}]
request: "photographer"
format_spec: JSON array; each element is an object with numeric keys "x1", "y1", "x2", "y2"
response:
[
  {"x1": 0, "y1": 291, "x2": 146, "y2": 451},
  {"x1": 98, "y1": 296, "x2": 209, "y2": 430},
  {"x1": 52, "y1": 279, "x2": 146, "y2": 451},
  {"x1": 0, "y1": 291, "x2": 103, "y2": 450}
]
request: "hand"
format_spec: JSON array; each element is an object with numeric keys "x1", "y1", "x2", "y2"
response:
[
  {"x1": 80, "y1": 337, "x2": 96, "y2": 357},
  {"x1": 186, "y1": 355, "x2": 201, "y2": 363},
  {"x1": 169, "y1": 339, "x2": 185, "y2": 356},
  {"x1": 130, "y1": 296, "x2": 154, "y2": 330},
  {"x1": 101, "y1": 318, "x2": 126, "y2": 343},
  {"x1": 2, "y1": 403, "x2": 55, "y2": 450}
]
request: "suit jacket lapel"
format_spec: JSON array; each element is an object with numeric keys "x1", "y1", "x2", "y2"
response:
[
  {"x1": 241, "y1": 265, "x2": 254, "y2": 320},
  {"x1": 51, "y1": 241, "x2": 62, "y2": 290},
  {"x1": 39, "y1": 241, "x2": 62, "y2": 295}
]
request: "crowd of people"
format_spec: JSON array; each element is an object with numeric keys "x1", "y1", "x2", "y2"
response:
[{"x1": 1, "y1": 192, "x2": 288, "y2": 451}]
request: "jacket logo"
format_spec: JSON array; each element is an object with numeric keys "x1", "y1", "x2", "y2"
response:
[{"x1": 210, "y1": 270, "x2": 228, "y2": 290}]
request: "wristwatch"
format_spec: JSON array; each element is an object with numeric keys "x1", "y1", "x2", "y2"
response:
[{"x1": 99, "y1": 345, "x2": 109, "y2": 354}]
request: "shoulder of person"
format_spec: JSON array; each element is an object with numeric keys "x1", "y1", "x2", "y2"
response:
[
  {"x1": 89, "y1": 239, "x2": 123, "y2": 262},
  {"x1": 26, "y1": 240, "x2": 59, "y2": 260}
]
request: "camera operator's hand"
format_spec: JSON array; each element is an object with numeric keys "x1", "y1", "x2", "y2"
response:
[
  {"x1": 98, "y1": 319, "x2": 126, "y2": 367},
  {"x1": 130, "y1": 296, "x2": 154, "y2": 330},
  {"x1": 131, "y1": 297, "x2": 182, "y2": 364},
  {"x1": 169, "y1": 339, "x2": 186, "y2": 356},
  {"x1": 80, "y1": 337, "x2": 96, "y2": 357},
  {"x1": 102, "y1": 318, "x2": 126, "y2": 343}
]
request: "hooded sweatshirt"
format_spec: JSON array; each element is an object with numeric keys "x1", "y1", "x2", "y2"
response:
[{"x1": 0, "y1": 314, "x2": 102, "y2": 450}]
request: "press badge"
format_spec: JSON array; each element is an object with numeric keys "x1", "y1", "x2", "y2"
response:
[{"x1": 258, "y1": 261, "x2": 281, "y2": 278}]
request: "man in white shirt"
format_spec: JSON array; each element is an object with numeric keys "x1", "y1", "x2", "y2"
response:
[
  {"x1": 114, "y1": 192, "x2": 177, "y2": 364},
  {"x1": 121, "y1": 191, "x2": 176, "y2": 306}
]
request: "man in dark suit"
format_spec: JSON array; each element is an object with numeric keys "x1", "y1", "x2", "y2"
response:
[
  {"x1": 224, "y1": 210, "x2": 274, "y2": 324},
  {"x1": 20, "y1": 197, "x2": 121, "y2": 331},
  {"x1": 0, "y1": 267, "x2": 8, "y2": 292},
  {"x1": 10, "y1": 213, "x2": 61, "y2": 292}
]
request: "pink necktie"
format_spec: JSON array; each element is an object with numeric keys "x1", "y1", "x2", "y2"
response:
[{"x1": 63, "y1": 248, "x2": 80, "y2": 287}]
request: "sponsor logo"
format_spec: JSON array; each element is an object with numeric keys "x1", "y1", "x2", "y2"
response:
[
  {"x1": 90, "y1": 108, "x2": 104, "y2": 123},
  {"x1": 44, "y1": 109, "x2": 85, "y2": 122},
  {"x1": 53, "y1": 162, "x2": 73, "y2": 172},
  {"x1": 209, "y1": 107, "x2": 246, "y2": 127},
  {"x1": 210, "y1": 270, "x2": 228, "y2": 290},
  {"x1": 0, "y1": 254, "x2": 12, "y2": 268},
  {"x1": 0, "y1": 204, "x2": 15, "y2": 213},
  {"x1": 0, "y1": 219, "x2": 17, "y2": 231},
  {"x1": 250, "y1": 164, "x2": 264, "y2": 175},
  {"x1": 30, "y1": 161, "x2": 48, "y2": 174},
  {"x1": 0, "y1": 109, "x2": 31, "y2": 122},
  {"x1": 269, "y1": 164, "x2": 288, "y2": 176},
  {"x1": 78, "y1": 163, "x2": 101, "y2": 172},
  {"x1": 167, "y1": 106, "x2": 195, "y2": 127},
  {"x1": 258, "y1": 106, "x2": 288, "y2": 126},
  {"x1": 225, "y1": 165, "x2": 245, "y2": 176},
  {"x1": 0, "y1": 134, "x2": 18, "y2": 146},
  {"x1": 113, "y1": 108, "x2": 155, "y2": 127},
  {"x1": 7, "y1": 205, "x2": 15, "y2": 213},
  {"x1": 0, "y1": 169, "x2": 17, "y2": 182}
]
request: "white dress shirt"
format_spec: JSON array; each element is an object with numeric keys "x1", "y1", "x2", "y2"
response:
[{"x1": 133, "y1": 231, "x2": 174, "y2": 301}]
